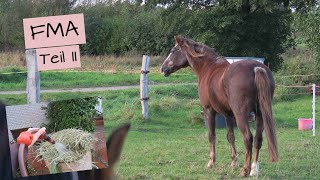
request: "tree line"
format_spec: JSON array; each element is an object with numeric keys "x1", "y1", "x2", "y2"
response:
[{"x1": 0, "y1": 0, "x2": 319, "y2": 71}]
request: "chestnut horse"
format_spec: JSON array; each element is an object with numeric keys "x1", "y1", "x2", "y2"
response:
[{"x1": 160, "y1": 36, "x2": 278, "y2": 177}]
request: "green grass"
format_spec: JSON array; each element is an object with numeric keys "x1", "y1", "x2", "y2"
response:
[
  {"x1": 0, "y1": 68, "x2": 196, "y2": 91},
  {"x1": 1, "y1": 85, "x2": 320, "y2": 179}
]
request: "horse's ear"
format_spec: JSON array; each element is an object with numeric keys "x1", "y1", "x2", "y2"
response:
[
  {"x1": 106, "y1": 123, "x2": 130, "y2": 167},
  {"x1": 174, "y1": 35, "x2": 186, "y2": 47}
]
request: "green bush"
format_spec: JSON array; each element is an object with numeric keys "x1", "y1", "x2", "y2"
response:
[{"x1": 45, "y1": 97, "x2": 98, "y2": 133}]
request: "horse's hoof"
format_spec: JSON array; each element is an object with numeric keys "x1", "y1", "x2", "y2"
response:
[
  {"x1": 207, "y1": 160, "x2": 214, "y2": 168},
  {"x1": 249, "y1": 170, "x2": 257, "y2": 176},
  {"x1": 249, "y1": 162, "x2": 259, "y2": 176},
  {"x1": 230, "y1": 161, "x2": 238, "y2": 168},
  {"x1": 240, "y1": 168, "x2": 250, "y2": 177}
]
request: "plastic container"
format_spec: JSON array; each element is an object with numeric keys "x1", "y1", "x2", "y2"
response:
[
  {"x1": 202, "y1": 113, "x2": 237, "y2": 128},
  {"x1": 298, "y1": 118, "x2": 313, "y2": 130}
]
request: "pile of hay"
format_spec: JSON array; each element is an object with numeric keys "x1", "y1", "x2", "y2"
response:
[{"x1": 36, "y1": 129, "x2": 96, "y2": 164}]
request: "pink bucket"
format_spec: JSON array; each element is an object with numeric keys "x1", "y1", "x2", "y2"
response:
[{"x1": 298, "y1": 118, "x2": 313, "y2": 130}]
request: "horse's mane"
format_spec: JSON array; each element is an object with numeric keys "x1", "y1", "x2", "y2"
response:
[
  {"x1": 189, "y1": 44, "x2": 227, "y2": 64},
  {"x1": 209, "y1": 48, "x2": 219, "y2": 57},
  {"x1": 185, "y1": 42, "x2": 219, "y2": 59},
  {"x1": 194, "y1": 45, "x2": 220, "y2": 59},
  {"x1": 216, "y1": 56, "x2": 229, "y2": 64}
]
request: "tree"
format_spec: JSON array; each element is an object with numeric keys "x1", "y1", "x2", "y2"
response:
[
  {"x1": 297, "y1": 7, "x2": 320, "y2": 63},
  {"x1": 0, "y1": 0, "x2": 77, "y2": 50}
]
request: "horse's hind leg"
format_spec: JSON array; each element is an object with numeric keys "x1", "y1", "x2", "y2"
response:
[
  {"x1": 250, "y1": 111, "x2": 263, "y2": 176},
  {"x1": 204, "y1": 108, "x2": 217, "y2": 168},
  {"x1": 235, "y1": 114, "x2": 253, "y2": 177},
  {"x1": 225, "y1": 116, "x2": 237, "y2": 168}
]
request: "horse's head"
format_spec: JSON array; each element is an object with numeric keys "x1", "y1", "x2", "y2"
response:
[
  {"x1": 160, "y1": 43, "x2": 189, "y2": 77},
  {"x1": 174, "y1": 35, "x2": 218, "y2": 60},
  {"x1": 160, "y1": 36, "x2": 219, "y2": 76}
]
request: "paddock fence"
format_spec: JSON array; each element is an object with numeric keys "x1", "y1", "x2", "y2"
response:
[{"x1": 1, "y1": 61, "x2": 320, "y2": 136}]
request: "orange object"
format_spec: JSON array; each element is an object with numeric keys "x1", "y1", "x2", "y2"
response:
[
  {"x1": 112, "y1": 64, "x2": 115, "y2": 74},
  {"x1": 17, "y1": 131, "x2": 34, "y2": 146}
]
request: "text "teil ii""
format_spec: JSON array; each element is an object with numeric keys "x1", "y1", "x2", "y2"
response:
[{"x1": 40, "y1": 51, "x2": 77, "y2": 65}]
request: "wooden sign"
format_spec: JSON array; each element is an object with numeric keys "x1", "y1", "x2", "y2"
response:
[
  {"x1": 23, "y1": 14, "x2": 86, "y2": 49},
  {"x1": 36, "y1": 45, "x2": 81, "y2": 71}
]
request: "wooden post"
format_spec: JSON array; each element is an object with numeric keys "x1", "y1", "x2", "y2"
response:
[
  {"x1": 140, "y1": 55, "x2": 150, "y2": 119},
  {"x1": 312, "y1": 84, "x2": 316, "y2": 136},
  {"x1": 26, "y1": 49, "x2": 40, "y2": 104}
]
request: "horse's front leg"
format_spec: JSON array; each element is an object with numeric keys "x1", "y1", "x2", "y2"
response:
[
  {"x1": 204, "y1": 108, "x2": 217, "y2": 168},
  {"x1": 225, "y1": 115, "x2": 238, "y2": 168}
]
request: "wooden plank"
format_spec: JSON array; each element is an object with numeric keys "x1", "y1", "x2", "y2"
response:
[
  {"x1": 140, "y1": 55, "x2": 150, "y2": 119},
  {"x1": 26, "y1": 49, "x2": 40, "y2": 104}
]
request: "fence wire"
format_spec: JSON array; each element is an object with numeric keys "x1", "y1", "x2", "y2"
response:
[{"x1": 1, "y1": 70, "x2": 320, "y2": 99}]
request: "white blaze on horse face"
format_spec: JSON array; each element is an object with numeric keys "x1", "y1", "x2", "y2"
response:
[
  {"x1": 164, "y1": 52, "x2": 175, "y2": 69},
  {"x1": 161, "y1": 53, "x2": 172, "y2": 74},
  {"x1": 164, "y1": 53, "x2": 172, "y2": 64}
]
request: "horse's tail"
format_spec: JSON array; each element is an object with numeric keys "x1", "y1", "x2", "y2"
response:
[{"x1": 254, "y1": 67, "x2": 279, "y2": 162}]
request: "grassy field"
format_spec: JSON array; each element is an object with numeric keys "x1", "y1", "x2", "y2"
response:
[
  {"x1": 1, "y1": 50, "x2": 320, "y2": 179},
  {"x1": 1, "y1": 49, "x2": 318, "y2": 91},
  {"x1": 1, "y1": 85, "x2": 319, "y2": 179},
  {"x1": 0, "y1": 50, "x2": 294, "y2": 93},
  {"x1": 0, "y1": 51, "x2": 165, "y2": 70},
  {"x1": 0, "y1": 69, "x2": 196, "y2": 91},
  {"x1": 0, "y1": 52, "x2": 194, "y2": 91}
]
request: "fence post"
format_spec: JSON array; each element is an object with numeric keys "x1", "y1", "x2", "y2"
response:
[
  {"x1": 140, "y1": 55, "x2": 150, "y2": 119},
  {"x1": 312, "y1": 84, "x2": 316, "y2": 136},
  {"x1": 26, "y1": 49, "x2": 40, "y2": 104}
]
